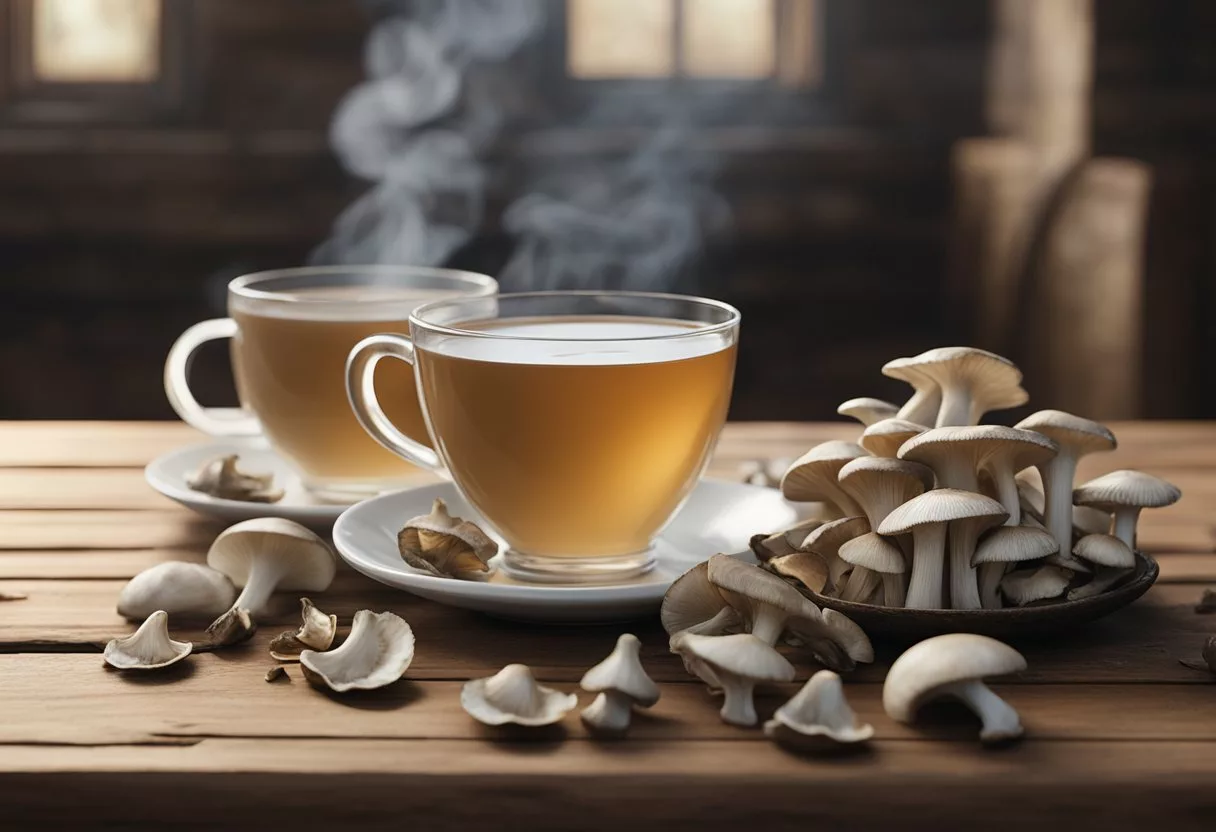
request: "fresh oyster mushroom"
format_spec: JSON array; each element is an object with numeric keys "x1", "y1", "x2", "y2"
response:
[
  {"x1": 764, "y1": 670, "x2": 874, "y2": 751},
  {"x1": 860, "y1": 419, "x2": 928, "y2": 459},
  {"x1": 269, "y1": 597, "x2": 338, "y2": 661},
  {"x1": 799, "y1": 516, "x2": 871, "y2": 595},
  {"x1": 670, "y1": 632, "x2": 795, "y2": 727},
  {"x1": 750, "y1": 518, "x2": 826, "y2": 563},
  {"x1": 187, "y1": 454, "x2": 283, "y2": 503},
  {"x1": 116, "y1": 562, "x2": 236, "y2": 622},
  {"x1": 972, "y1": 526, "x2": 1059, "y2": 609},
  {"x1": 462, "y1": 664, "x2": 577, "y2": 727},
  {"x1": 207, "y1": 518, "x2": 336, "y2": 616},
  {"x1": 1073, "y1": 470, "x2": 1182, "y2": 549},
  {"x1": 837, "y1": 397, "x2": 900, "y2": 427},
  {"x1": 398, "y1": 498, "x2": 497, "y2": 579},
  {"x1": 579, "y1": 634, "x2": 660, "y2": 736},
  {"x1": 884, "y1": 633, "x2": 1027, "y2": 745},
  {"x1": 300, "y1": 610, "x2": 414, "y2": 692},
  {"x1": 660, "y1": 561, "x2": 742, "y2": 638},
  {"x1": 104, "y1": 610, "x2": 192, "y2": 671},
  {"x1": 882, "y1": 358, "x2": 943, "y2": 427},
  {"x1": 1067, "y1": 534, "x2": 1137, "y2": 601},
  {"x1": 886, "y1": 347, "x2": 1028, "y2": 427},
  {"x1": 780, "y1": 442, "x2": 870, "y2": 516},
  {"x1": 1000, "y1": 564, "x2": 1073, "y2": 606}
]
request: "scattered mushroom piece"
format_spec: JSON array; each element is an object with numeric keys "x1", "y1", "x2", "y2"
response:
[
  {"x1": 187, "y1": 454, "x2": 284, "y2": 503},
  {"x1": 103, "y1": 610, "x2": 192, "y2": 671},
  {"x1": 398, "y1": 498, "x2": 498, "y2": 579},
  {"x1": 972, "y1": 526, "x2": 1059, "y2": 609},
  {"x1": 1067, "y1": 534, "x2": 1137, "y2": 601},
  {"x1": 882, "y1": 358, "x2": 943, "y2": 427},
  {"x1": 1180, "y1": 637, "x2": 1216, "y2": 675},
  {"x1": 462, "y1": 664, "x2": 577, "y2": 727},
  {"x1": 886, "y1": 347, "x2": 1028, "y2": 427},
  {"x1": 799, "y1": 516, "x2": 871, "y2": 594},
  {"x1": 859, "y1": 418, "x2": 928, "y2": 459},
  {"x1": 201, "y1": 607, "x2": 256, "y2": 649},
  {"x1": 878, "y1": 489, "x2": 1007, "y2": 610},
  {"x1": 661, "y1": 561, "x2": 741, "y2": 638},
  {"x1": 300, "y1": 610, "x2": 415, "y2": 692},
  {"x1": 780, "y1": 442, "x2": 870, "y2": 516},
  {"x1": 1000, "y1": 564, "x2": 1073, "y2": 607},
  {"x1": 0, "y1": 592, "x2": 26, "y2": 601},
  {"x1": 1073, "y1": 470, "x2": 1182, "y2": 549},
  {"x1": 116, "y1": 562, "x2": 236, "y2": 621},
  {"x1": 269, "y1": 597, "x2": 338, "y2": 661},
  {"x1": 978, "y1": 429, "x2": 1059, "y2": 526},
  {"x1": 883, "y1": 633, "x2": 1027, "y2": 745},
  {"x1": 669, "y1": 632, "x2": 795, "y2": 727},
  {"x1": 838, "y1": 533, "x2": 906, "y2": 606},
  {"x1": 579, "y1": 634, "x2": 660, "y2": 736},
  {"x1": 207, "y1": 518, "x2": 336, "y2": 616},
  {"x1": 749, "y1": 518, "x2": 825, "y2": 563},
  {"x1": 1196, "y1": 589, "x2": 1216, "y2": 614},
  {"x1": 265, "y1": 666, "x2": 288, "y2": 683},
  {"x1": 764, "y1": 670, "x2": 874, "y2": 752},
  {"x1": 767, "y1": 552, "x2": 829, "y2": 595},
  {"x1": 837, "y1": 397, "x2": 900, "y2": 427},
  {"x1": 1015, "y1": 410, "x2": 1117, "y2": 568}
]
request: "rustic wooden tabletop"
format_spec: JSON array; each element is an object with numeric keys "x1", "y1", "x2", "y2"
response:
[{"x1": 0, "y1": 421, "x2": 1212, "y2": 830}]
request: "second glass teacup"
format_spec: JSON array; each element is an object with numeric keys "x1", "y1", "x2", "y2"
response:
[{"x1": 347, "y1": 291, "x2": 740, "y2": 582}]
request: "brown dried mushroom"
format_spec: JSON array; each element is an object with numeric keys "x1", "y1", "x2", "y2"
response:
[
  {"x1": 187, "y1": 454, "x2": 284, "y2": 503},
  {"x1": 269, "y1": 597, "x2": 338, "y2": 661},
  {"x1": 398, "y1": 499, "x2": 497, "y2": 579}
]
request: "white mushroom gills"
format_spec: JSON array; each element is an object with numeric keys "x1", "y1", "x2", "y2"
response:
[{"x1": 669, "y1": 632, "x2": 795, "y2": 727}]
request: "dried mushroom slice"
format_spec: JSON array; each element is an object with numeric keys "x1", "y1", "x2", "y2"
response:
[
  {"x1": 269, "y1": 597, "x2": 338, "y2": 661},
  {"x1": 398, "y1": 499, "x2": 497, "y2": 579},
  {"x1": 187, "y1": 454, "x2": 284, "y2": 503},
  {"x1": 197, "y1": 606, "x2": 257, "y2": 651}
]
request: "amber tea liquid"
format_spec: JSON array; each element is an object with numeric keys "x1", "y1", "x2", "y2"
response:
[
  {"x1": 415, "y1": 316, "x2": 737, "y2": 557},
  {"x1": 232, "y1": 286, "x2": 450, "y2": 492}
]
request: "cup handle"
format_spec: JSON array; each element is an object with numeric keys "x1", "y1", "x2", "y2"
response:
[
  {"x1": 164, "y1": 318, "x2": 262, "y2": 437},
  {"x1": 346, "y1": 334, "x2": 443, "y2": 471}
]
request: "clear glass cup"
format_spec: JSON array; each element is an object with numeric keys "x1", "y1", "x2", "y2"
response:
[
  {"x1": 164, "y1": 265, "x2": 497, "y2": 501},
  {"x1": 347, "y1": 291, "x2": 741, "y2": 582}
]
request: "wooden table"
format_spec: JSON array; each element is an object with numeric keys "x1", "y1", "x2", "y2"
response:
[{"x1": 0, "y1": 422, "x2": 1213, "y2": 830}]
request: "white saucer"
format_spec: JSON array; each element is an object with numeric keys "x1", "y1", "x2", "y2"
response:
[
  {"x1": 146, "y1": 441, "x2": 437, "y2": 531},
  {"x1": 332, "y1": 479, "x2": 805, "y2": 622}
]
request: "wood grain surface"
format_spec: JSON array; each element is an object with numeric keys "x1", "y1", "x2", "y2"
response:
[{"x1": 0, "y1": 421, "x2": 1212, "y2": 831}]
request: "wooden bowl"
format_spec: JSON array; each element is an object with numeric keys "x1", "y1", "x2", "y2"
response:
[{"x1": 804, "y1": 551, "x2": 1159, "y2": 642}]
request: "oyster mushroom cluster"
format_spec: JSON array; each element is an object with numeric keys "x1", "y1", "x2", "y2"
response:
[
  {"x1": 661, "y1": 554, "x2": 874, "y2": 726},
  {"x1": 758, "y1": 346, "x2": 1181, "y2": 611}
]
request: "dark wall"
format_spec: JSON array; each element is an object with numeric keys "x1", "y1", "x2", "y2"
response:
[{"x1": 0, "y1": 0, "x2": 1211, "y2": 421}]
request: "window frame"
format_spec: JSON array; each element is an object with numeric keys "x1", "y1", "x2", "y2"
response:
[{"x1": 0, "y1": 0, "x2": 192, "y2": 124}]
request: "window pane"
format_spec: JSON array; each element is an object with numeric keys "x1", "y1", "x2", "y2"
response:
[
  {"x1": 567, "y1": 0, "x2": 675, "y2": 79},
  {"x1": 682, "y1": 0, "x2": 776, "y2": 79},
  {"x1": 33, "y1": 0, "x2": 161, "y2": 83}
]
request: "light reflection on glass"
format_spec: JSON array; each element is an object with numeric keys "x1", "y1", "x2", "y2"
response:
[
  {"x1": 682, "y1": 0, "x2": 776, "y2": 79},
  {"x1": 33, "y1": 0, "x2": 161, "y2": 83},
  {"x1": 567, "y1": 0, "x2": 675, "y2": 79}
]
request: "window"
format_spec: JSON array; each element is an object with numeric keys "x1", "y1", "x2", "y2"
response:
[
  {"x1": 566, "y1": 0, "x2": 820, "y2": 86},
  {"x1": 32, "y1": 0, "x2": 161, "y2": 83}
]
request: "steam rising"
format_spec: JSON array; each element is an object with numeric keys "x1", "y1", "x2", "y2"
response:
[{"x1": 317, "y1": 0, "x2": 729, "y2": 292}]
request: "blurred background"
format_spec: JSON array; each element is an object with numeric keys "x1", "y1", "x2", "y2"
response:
[{"x1": 0, "y1": 0, "x2": 1211, "y2": 422}]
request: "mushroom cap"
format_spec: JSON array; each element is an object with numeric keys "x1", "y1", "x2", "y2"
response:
[
  {"x1": 461, "y1": 664, "x2": 578, "y2": 727},
  {"x1": 883, "y1": 633, "x2": 1026, "y2": 723},
  {"x1": 1000, "y1": 564, "x2": 1073, "y2": 606},
  {"x1": 767, "y1": 552, "x2": 829, "y2": 594},
  {"x1": 1015, "y1": 410, "x2": 1117, "y2": 456},
  {"x1": 891, "y1": 347, "x2": 1028, "y2": 416},
  {"x1": 707, "y1": 554, "x2": 819, "y2": 622},
  {"x1": 116, "y1": 562, "x2": 236, "y2": 621},
  {"x1": 1073, "y1": 470, "x2": 1182, "y2": 511},
  {"x1": 669, "y1": 632, "x2": 796, "y2": 684},
  {"x1": 837, "y1": 398, "x2": 900, "y2": 426},
  {"x1": 972, "y1": 526, "x2": 1059, "y2": 566},
  {"x1": 860, "y1": 419, "x2": 929, "y2": 458},
  {"x1": 660, "y1": 561, "x2": 740, "y2": 637},
  {"x1": 103, "y1": 610, "x2": 192, "y2": 670},
  {"x1": 299, "y1": 610, "x2": 415, "y2": 692},
  {"x1": 780, "y1": 441, "x2": 870, "y2": 503},
  {"x1": 838, "y1": 532, "x2": 905, "y2": 574},
  {"x1": 822, "y1": 609, "x2": 875, "y2": 664},
  {"x1": 838, "y1": 457, "x2": 935, "y2": 517},
  {"x1": 207, "y1": 518, "x2": 336, "y2": 593},
  {"x1": 878, "y1": 489, "x2": 1008, "y2": 536},
  {"x1": 882, "y1": 357, "x2": 934, "y2": 387},
  {"x1": 980, "y1": 428, "x2": 1059, "y2": 471},
  {"x1": 764, "y1": 670, "x2": 874, "y2": 747},
  {"x1": 1072, "y1": 534, "x2": 1136, "y2": 569},
  {"x1": 799, "y1": 516, "x2": 870, "y2": 556},
  {"x1": 579, "y1": 633, "x2": 660, "y2": 706},
  {"x1": 899, "y1": 425, "x2": 1040, "y2": 477}
]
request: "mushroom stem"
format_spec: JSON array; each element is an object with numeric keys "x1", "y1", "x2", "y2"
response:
[
  {"x1": 840, "y1": 567, "x2": 879, "y2": 603},
  {"x1": 683, "y1": 606, "x2": 740, "y2": 637},
  {"x1": 229, "y1": 557, "x2": 289, "y2": 616},
  {"x1": 936, "y1": 385, "x2": 974, "y2": 428},
  {"x1": 939, "y1": 679, "x2": 1023, "y2": 744},
  {"x1": 978, "y1": 563, "x2": 1006, "y2": 610},
  {"x1": 881, "y1": 573, "x2": 906, "y2": 607},
  {"x1": 581, "y1": 691, "x2": 633, "y2": 735},
  {"x1": 1111, "y1": 507, "x2": 1141, "y2": 549},
  {"x1": 987, "y1": 461, "x2": 1022, "y2": 526},
  {"x1": 898, "y1": 386, "x2": 941, "y2": 427},
  {"x1": 934, "y1": 456, "x2": 980, "y2": 492},
  {"x1": 751, "y1": 606, "x2": 788, "y2": 646},
  {"x1": 1039, "y1": 456, "x2": 1085, "y2": 566},
  {"x1": 948, "y1": 524, "x2": 984, "y2": 611},
  {"x1": 1067, "y1": 567, "x2": 1132, "y2": 601},
  {"x1": 718, "y1": 676, "x2": 760, "y2": 727},
  {"x1": 906, "y1": 523, "x2": 947, "y2": 610}
]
